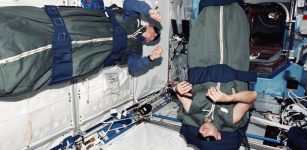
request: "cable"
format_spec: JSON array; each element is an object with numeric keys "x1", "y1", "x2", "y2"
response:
[
  {"x1": 202, "y1": 102, "x2": 215, "y2": 121},
  {"x1": 99, "y1": 116, "x2": 137, "y2": 139},
  {"x1": 277, "y1": 3, "x2": 290, "y2": 23},
  {"x1": 99, "y1": 111, "x2": 156, "y2": 139},
  {"x1": 288, "y1": 112, "x2": 301, "y2": 121},
  {"x1": 288, "y1": 90, "x2": 307, "y2": 111},
  {"x1": 281, "y1": 109, "x2": 286, "y2": 125},
  {"x1": 290, "y1": 90, "x2": 307, "y2": 100}
]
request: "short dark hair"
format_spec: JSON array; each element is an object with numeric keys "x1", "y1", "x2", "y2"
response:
[
  {"x1": 138, "y1": 25, "x2": 161, "y2": 42},
  {"x1": 139, "y1": 26, "x2": 147, "y2": 33},
  {"x1": 152, "y1": 25, "x2": 161, "y2": 41}
]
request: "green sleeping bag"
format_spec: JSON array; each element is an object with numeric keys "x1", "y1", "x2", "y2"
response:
[
  {"x1": 0, "y1": 6, "x2": 140, "y2": 97},
  {"x1": 178, "y1": 3, "x2": 250, "y2": 132}
]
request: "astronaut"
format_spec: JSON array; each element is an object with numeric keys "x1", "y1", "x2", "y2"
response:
[{"x1": 173, "y1": 0, "x2": 257, "y2": 149}]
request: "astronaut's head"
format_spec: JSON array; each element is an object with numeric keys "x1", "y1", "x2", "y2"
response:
[{"x1": 139, "y1": 25, "x2": 160, "y2": 42}]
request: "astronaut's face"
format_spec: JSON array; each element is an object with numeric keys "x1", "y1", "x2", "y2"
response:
[{"x1": 142, "y1": 25, "x2": 157, "y2": 42}]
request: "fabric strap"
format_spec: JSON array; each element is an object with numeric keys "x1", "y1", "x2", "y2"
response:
[
  {"x1": 188, "y1": 64, "x2": 257, "y2": 85},
  {"x1": 44, "y1": 5, "x2": 73, "y2": 85},
  {"x1": 103, "y1": 6, "x2": 128, "y2": 66},
  {"x1": 199, "y1": 0, "x2": 244, "y2": 14}
]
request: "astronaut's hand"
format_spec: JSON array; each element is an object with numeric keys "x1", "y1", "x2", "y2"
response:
[
  {"x1": 149, "y1": 9, "x2": 162, "y2": 22},
  {"x1": 206, "y1": 85, "x2": 233, "y2": 103},
  {"x1": 175, "y1": 81, "x2": 192, "y2": 97},
  {"x1": 149, "y1": 46, "x2": 163, "y2": 61},
  {"x1": 199, "y1": 119, "x2": 221, "y2": 140}
]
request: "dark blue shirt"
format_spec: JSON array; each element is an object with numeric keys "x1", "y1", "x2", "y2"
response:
[
  {"x1": 123, "y1": 0, "x2": 151, "y2": 21},
  {"x1": 123, "y1": 0, "x2": 154, "y2": 74},
  {"x1": 126, "y1": 49, "x2": 151, "y2": 73}
]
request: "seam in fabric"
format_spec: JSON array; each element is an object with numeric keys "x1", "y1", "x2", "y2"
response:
[{"x1": 0, "y1": 37, "x2": 116, "y2": 65}]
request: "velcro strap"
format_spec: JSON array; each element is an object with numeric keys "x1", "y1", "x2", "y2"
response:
[
  {"x1": 44, "y1": 5, "x2": 73, "y2": 85},
  {"x1": 188, "y1": 64, "x2": 257, "y2": 84}
]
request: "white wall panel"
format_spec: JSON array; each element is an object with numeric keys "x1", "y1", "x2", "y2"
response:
[
  {"x1": 133, "y1": 0, "x2": 170, "y2": 99},
  {"x1": 36, "y1": 131, "x2": 74, "y2": 150},
  {"x1": 0, "y1": 84, "x2": 73, "y2": 150},
  {"x1": 28, "y1": 90, "x2": 73, "y2": 143},
  {"x1": 67, "y1": 0, "x2": 82, "y2": 6},
  {"x1": 0, "y1": 112, "x2": 29, "y2": 150},
  {"x1": 0, "y1": 0, "x2": 66, "y2": 7},
  {"x1": 77, "y1": 66, "x2": 132, "y2": 130}
]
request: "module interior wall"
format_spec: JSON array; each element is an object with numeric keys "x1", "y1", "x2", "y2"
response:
[
  {"x1": 76, "y1": 66, "x2": 132, "y2": 131},
  {"x1": 0, "y1": 84, "x2": 73, "y2": 150},
  {"x1": 0, "y1": 0, "x2": 66, "y2": 7},
  {"x1": 133, "y1": 0, "x2": 170, "y2": 100}
]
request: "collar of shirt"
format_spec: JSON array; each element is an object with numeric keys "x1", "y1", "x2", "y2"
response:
[{"x1": 135, "y1": 34, "x2": 145, "y2": 42}]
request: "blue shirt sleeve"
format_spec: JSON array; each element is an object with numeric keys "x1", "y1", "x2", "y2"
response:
[
  {"x1": 123, "y1": 0, "x2": 151, "y2": 20},
  {"x1": 126, "y1": 49, "x2": 153, "y2": 74}
]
